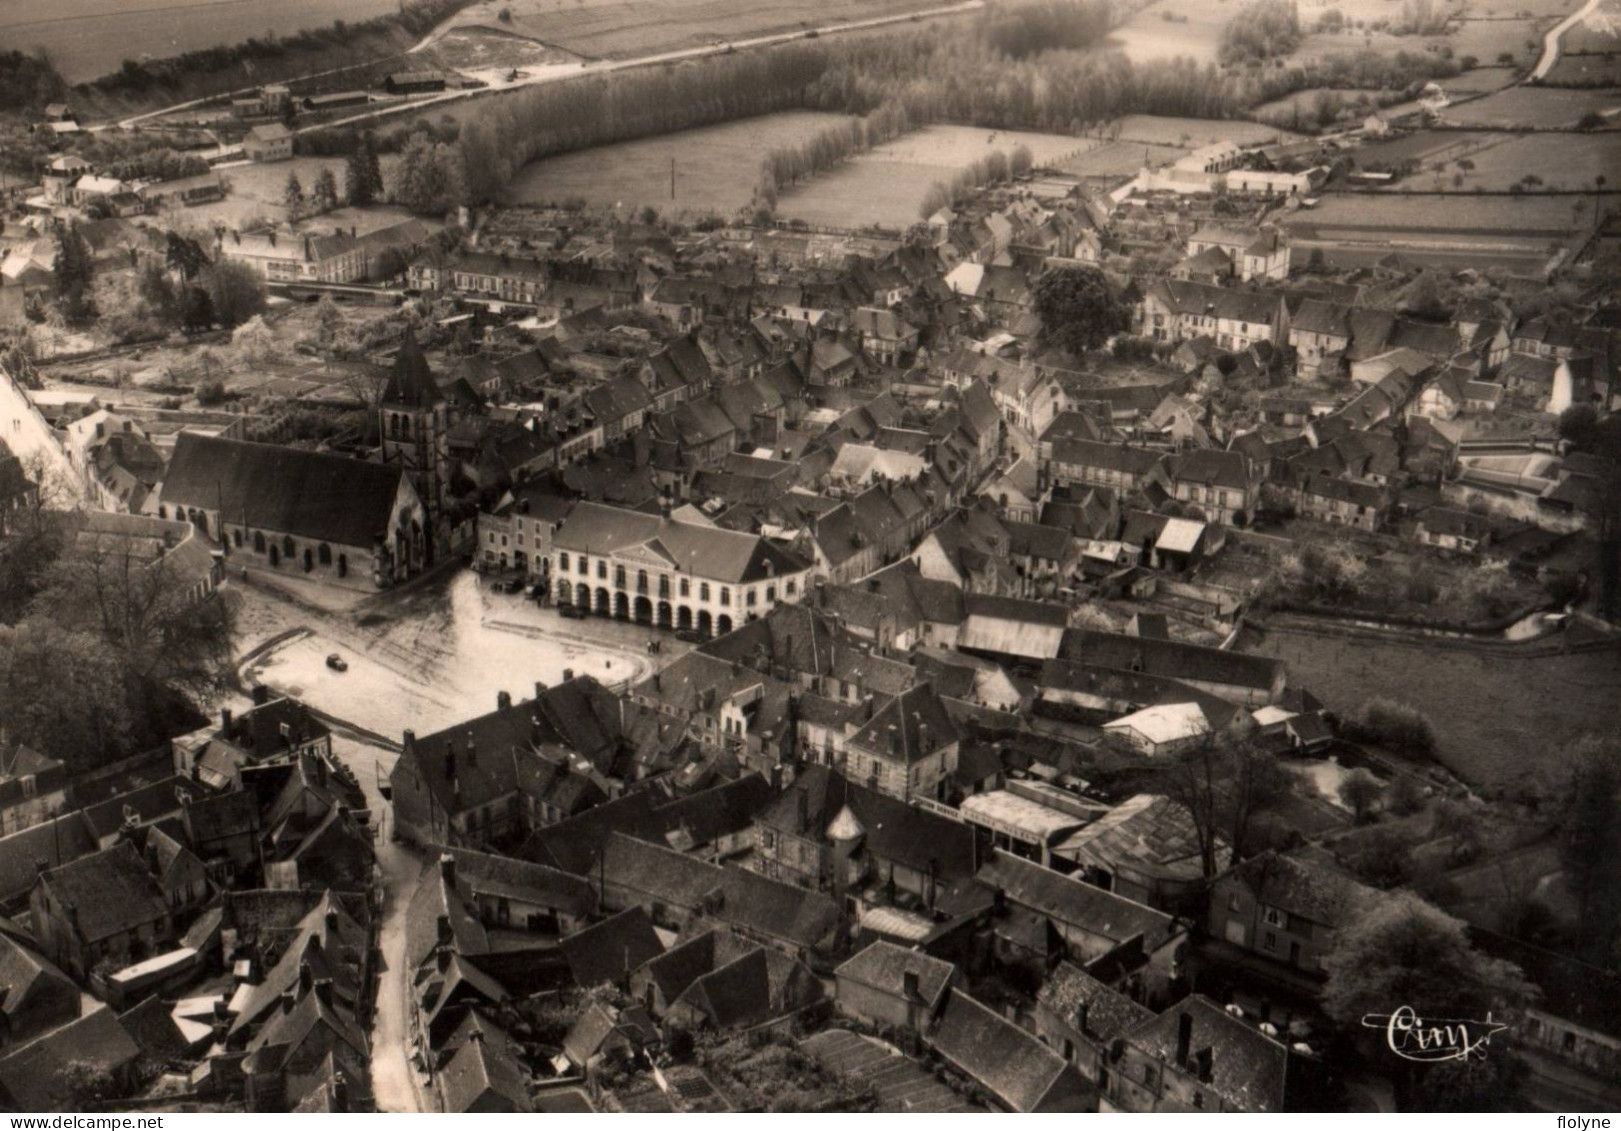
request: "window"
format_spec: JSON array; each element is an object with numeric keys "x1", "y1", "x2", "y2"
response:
[
  {"x1": 559, "y1": 552, "x2": 570, "y2": 572},
  {"x1": 761, "y1": 829, "x2": 775, "y2": 850},
  {"x1": 786, "y1": 580, "x2": 796, "y2": 596},
  {"x1": 765, "y1": 585, "x2": 776, "y2": 603},
  {"x1": 1263, "y1": 931, "x2": 1277, "y2": 952},
  {"x1": 720, "y1": 587, "x2": 730, "y2": 607},
  {"x1": 578, "y1": 557, "x2": 588, "y2": 575},
  {"x1": 614, "y1": 566, "x2": 626, "y2": 588},
  {"x1": 680, "y1": 578, "x2": 690, "y2": 598},
  {"x1": 597, "y1": 561, "x2": 607, "y2": 579},
  {"x1": 746, "y1": 589, "x2": 756, "y2": 607},
  {"x1": 1262, "y1": 907, "x2": 1287, "y2": 929},
  {"x1": 700, "y1": 583, "x2": 710, "y2": 601}
]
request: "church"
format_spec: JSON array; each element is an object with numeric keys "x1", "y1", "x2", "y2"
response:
[{"x1": 154, "y1": 334, "x2": 455, "y2": 590}]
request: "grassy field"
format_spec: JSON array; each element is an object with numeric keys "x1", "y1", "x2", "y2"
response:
[
  {"x1": 1393, "y1": 132, "x2": 1621, "y2": 192},
  {"x1": 1443, "y1": 85, "x2": 1621, "y2": 127},
  {"x1": 503, "y1": 111, "x2": 849, "y2": 213},
  {"x1": 775, "y1": 124, "x2": 1092, "y2": 229},
  {"x1": 1105, "y1": 0, "x2": 1233, "y2": 65},
  {"x1": 1292, "y1": 191, "x2": 1586, "y2": 231},
  {"x1": 1059, "y1": 139, "x2": 1186, "y2": 175},
  {"x1": 437, "y1": 0, "x2": 946, "y2": 59},
  {"x1": 1245, "y1": 627, "x2": 1621, "y2": 794},
  {"x1": 1545, "y1": 52, "x2": 1621, "y2": 84},
  {"x1": 0, "y1": 0, "x2": 403, "y2": 84},
  {"x1": 1111, "y1": 114, "x2": 1301, "y2": 146}
]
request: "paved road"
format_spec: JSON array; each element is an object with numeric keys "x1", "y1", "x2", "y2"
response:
[
  {"x1": 1531, "y1": 0, "x2": 1604, "y2": 81},
  {"x1": 102, "y1": 0, "x2": 983, "y2": 139}
]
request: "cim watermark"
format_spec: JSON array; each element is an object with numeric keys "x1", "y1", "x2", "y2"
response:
[{"x1": 1359, "y1": 1005, "x2": 1509, "y2": 1064}]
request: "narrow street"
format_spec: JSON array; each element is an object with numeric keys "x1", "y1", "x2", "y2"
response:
[{"x1": 332, "y1": 733, "x2": 426, "y2": 1113}]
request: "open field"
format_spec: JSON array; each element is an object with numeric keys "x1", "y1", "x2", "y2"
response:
[
  {"x1": 174, "y1": 157, "x2": 414, "y2": 231},
  {"x1": 0, "y1": 0, "x2": 402, "y2": 84},
  {"x1": 1443, "y1": 84, "x2": 1621, "y2": 126},
  {"x1": 1104, "y1": 0, "x2": 1232, "y2": 65},
  {"x1": 435, "y1": 0, "x2": 948, "y2": 60},
  {"x1": 1545, "y1": 51, "x2": 1621, "y2": 83},
  {"x1": 776, "y1": 124, "x2": 1093, "y2": 229},
  {"x1": 503, "y1": 111, "x2": 848, "y2": 213},
  {"x1": 1111, "y1": 113, "x2": 1302, "y2": 147},
  {"x1": 1389, "y1": 131, "x2": 1621, "y2": 191},
  {"x1": 1285, "y1": 191, "x2": 1579, "y2": 271},
  {"x1": 1245, "y1": 626, "x2": 1621, "y2": 794},
  {"x1": 1058, "y1": 139, "x2": 1186, "y2": 175}
]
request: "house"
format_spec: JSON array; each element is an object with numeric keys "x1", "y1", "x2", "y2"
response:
[
  {"x1": 0, "y1": 741, "x2": 68, "y2": 836},
  {"x1": 841, "y1": 683, "x2": 961, "y2": 802},
  {"x1": 1052, "y1": 794, "x2": 1222, "y2": 911},
  {"x1": 1140, "y1": 281, "x2": 1289, "y2": 352},
  {"x1": 1035, "y1": 961, "x2": 1154, "y2": 1089},
  {"x1": 436, "y1": 1011, "x2": 534, "y2": 1113},
  {"x1": 0, "y1": 929, "x2": 81, "y2": 1047},
  {"x1": 975, "y1": 850, "x2": 1185, "y2": 1001},
  {"x1": 1288, "y1": 299, "x2": 1352, "y2": 379},
  {"x1": 244, "y1": 123, "x2": 294, "y2": 162},
  {"x1": 550, "y1": 501, "x2": 812, "y2": 638},
  {"x1": 1048, "y1": 440, "x2": 1161, "y2": 495},
  {"x1": 172, "y1": 693, "x2": 333, "y2": 788},
  {"x1": 1413, "y1": 506, "x2": 1491, "y2": 554},
  {"x1": 0, "y1": 1006, "x2": 141, "y2": 1111},
  {"x1": 928, "y1": 990, "x2": 1093, "y2": 1112},
  {"x1": 29, "y1": 840, "x2": 174, "y2": 980},
  {"x1": 388, "y1": 676, "x2": 627, "y2": 847},
  {"x1": 664, "y1": 944, "x2": 821, "y2": 1031},
  {"x1": 833, "y1": 941, "x2": 960, "y2": 1034},
  {"x1": 1103, "y1": 702, "x2": 1212, "y2": 758},
  {"x1": 1113, "y1": 995, "x2": 1290, "y2": 1112},
  {"x1": 1295, "y1": 472, "x2": 1388, "y2": 532},
  {"x1": 1058, "y1": 629, "x2": 1286, "y2": 707},
  {"x1": 219, "y1": 227, "x2": 367, "y2": 284},
  {"x1": 1185, "y1": 227, "x2": 1289, "y2": 282},
  {"x1": 850, "y1": 307, "x2": 920, "y2": 366},
  {"x1": 157, "y1": 433, "x2": 429, "y2": 590},
  {"x1": 1163, "y1": 449, "x2": 1258, "y2": 526},
  {"x1": 1207, "y1": 852, "x2": 1382, "y2": 976},
  {"x1": 560, "y1": 907, "x2": 664, "y2": 990}
]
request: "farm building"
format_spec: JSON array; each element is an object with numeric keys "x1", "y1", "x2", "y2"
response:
[{"x1": 244, "y1": 123, "x2": 294, "y2": 163}]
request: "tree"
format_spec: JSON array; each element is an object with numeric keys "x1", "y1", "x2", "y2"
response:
[
  {"x1": 1558, "y1": 402, "x2": 1601, "y2": 451},
  {"x1": 0, "y1": 619, "x2": 133, "y2": 771},
  {"x1": 312, "y1": 294, "x2": 344, "y2": 352},
  {"x1": 51, "y1": 221, "x2": 96, "y2": 324},
  {"x1": 1009, "y1": 144, "x2": 1033, "y2": 177},
  {"x1": 1339, "y1": 768, "x2": 1384, "y2": 823},
  {"x1": 1032, "y1": 265, "x2": 1131, "y2": 356},
  {"x1": 182, "y1": 285, "x2": 216, "y2": 333},
  {"x1": 310, "y1": 167, "x2": 341, "y2": 215},
  {"x1": 1322, "y1": 893, "x2": 1535, "y2": 1105},
  {"x1": 1157, "y1": 738, "x2": 1292, "y2": 877},
  {"x1": 283, "y1": 170, "x2": 305, "y2": 218},
  {"x1": 136, "y1": 262, "x2": 180, "y2": 326},
  {"x1": 344, "y1": 133, "x2": 383, "y2": 207},
  {"x1": 200, "y1": 260, "x2": 266, "y2": 328},
  {"x1": 1559, "y1": 738, "x2": 1621, "y2": 964},
  {"x1": 231, "y1": 314, "x2": 277, "y2": 364},
  {"x1": 165, "y1": 231, "x2": 208, "y2": 281},
  {"x1": 1354, "y1": 698, "x2": 1437, "y2": 758}
]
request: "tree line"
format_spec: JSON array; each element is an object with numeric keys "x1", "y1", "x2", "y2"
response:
[
  {"x1": 1219, "y1": 0, "x2": 1302, "y2": 66},
  {"x1": 756, "y1": 99, "x2": 918, "y2": 210}
]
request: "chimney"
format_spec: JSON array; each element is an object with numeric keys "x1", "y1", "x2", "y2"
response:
[
  {"x1": 332, "y1": 1073, "x2": 347, "y2": 1113},
  {"x1": 917, "y1": 721, "x2": 930, "y2": 754},
  {"x1": 1075, "y1": 1002, "x2": 1089, "y2": 1037},
  {"x1": 403, "y1": 728, "x2": 416, "y2": 751},
  {"x1": 437, "y1": 945, "x2": 452, "y2": 972},
  {"x1": 298, "y1": 960, "x2": 313, "y2": 995},
  {"x1": 252, "y1": 684, "x2": 270, "y2": 706},
  {"x1": 535, "y1": 681, "x2": 546, "y2": 699},
  {"x1": 280, "y1": 989, "x2": 296, "y2": 1014},
  {"x1": 213, "y1": 998, "x2": 230, "y2": 1021},
  {"x1": 1175, "y1": 1012, "x2": 1194, "y2": 1068},
  {"x1": 439, "y1": 852, "x2": 457, "y2": 889},
  {"x1": 35, "y1": 857, "x2": 50, "y2": 876},
  {"x1": 314, "y1": 978, "x2": 333, "y2": 1008},
  {"x1": 465, "y1": 735, "x2": 477, "y2": 769},
  {"x1": 445, "y1": 743, "x2": 458, "y2": 792},
  {"x1": 796, "y1": 788, "x2": 808, "y2": 833},
  {"x1": 903, "y1": 969, "x2": 920, "y2": 1000},
  {"x1": 1194, "y1": 1047, "x2": 1213, "y2": 1082},
  {"x1": 436, "y1": 914, "x2": 452, "y2": 946},
  {"x1": 497, "y1": 690, "x2": 512, "y2": 711}
]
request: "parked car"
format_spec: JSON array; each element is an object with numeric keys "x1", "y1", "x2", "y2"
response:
[
  {"x1": 558, "y1": 604, "x2": 588, "y2": 619},
  {"x1": 675, "y1": 628, "x2": 704, "y2": 643},
  {"x1": 502, "y1": 577, "x2": 525, "y2": 594},
  {"x1": 326, "y1": 653, "x2": 348, "y2": 672}
]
